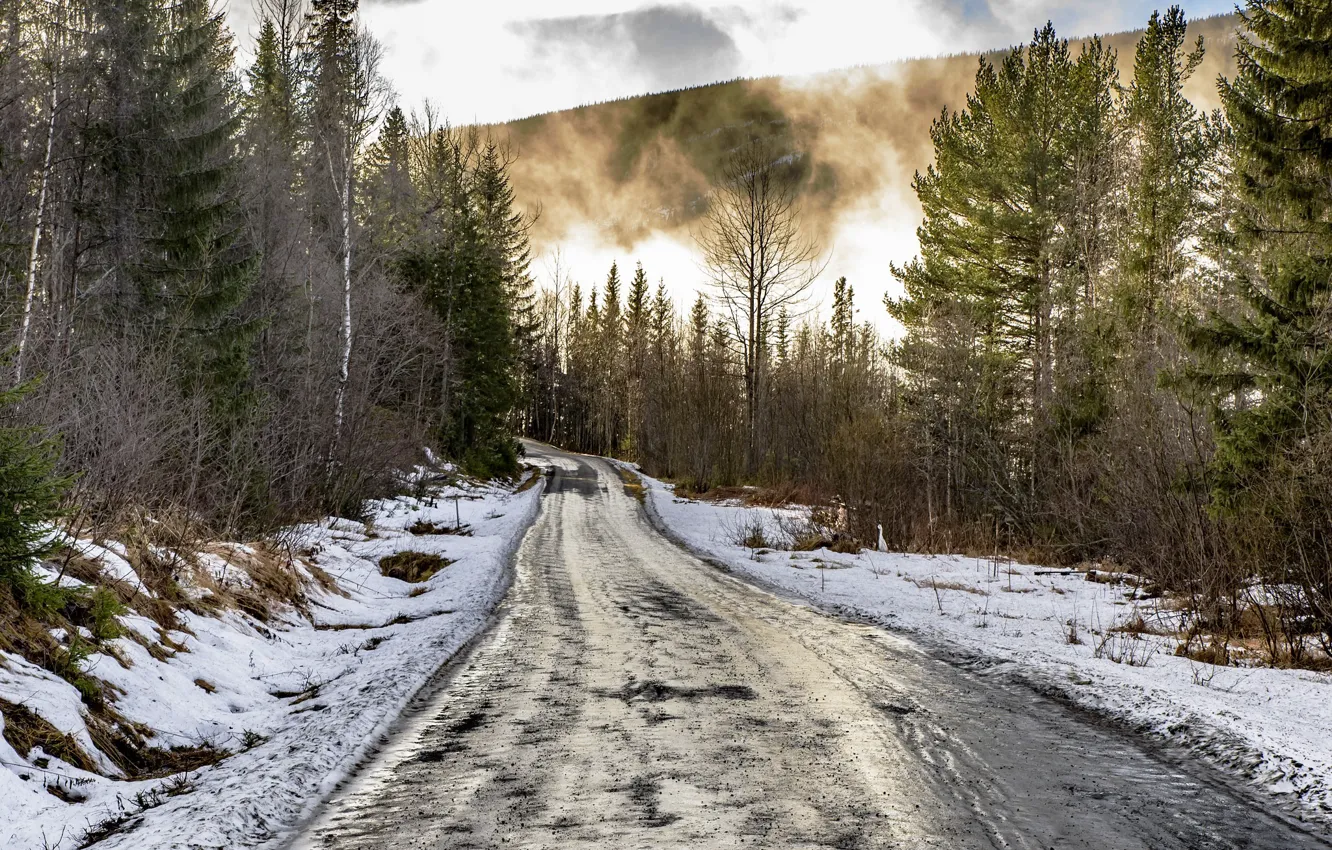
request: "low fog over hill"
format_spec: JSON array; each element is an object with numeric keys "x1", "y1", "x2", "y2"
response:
[{"x1": 488, "y1": 14, "x2": 1239, "y2": 327}]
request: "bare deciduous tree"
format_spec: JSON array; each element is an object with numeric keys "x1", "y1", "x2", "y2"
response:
[{"x1": 695, "y1": 136, "x2": 825, "y2": 469}]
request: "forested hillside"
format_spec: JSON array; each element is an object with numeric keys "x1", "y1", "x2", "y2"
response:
[
  {"x1": 489, "y1": 13, "x2": 1239, "y2": 255},
  {"x1": 527, "y1": 3, "x2": 1332, "y2": 666}
]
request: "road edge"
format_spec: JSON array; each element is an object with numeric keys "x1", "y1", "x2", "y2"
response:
[
  {"x1": 615, "y1": 458, "x2": 1332, "y2": 836},
  {"x1": 266, "y1": 472, "x2": 547, "y2": 850}
]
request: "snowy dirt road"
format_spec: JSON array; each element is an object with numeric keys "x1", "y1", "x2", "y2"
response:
[{"x1": 288, "y1": 445, "x2": 1331, "y2": 850}]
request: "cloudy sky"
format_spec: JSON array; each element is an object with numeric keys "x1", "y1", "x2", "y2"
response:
[{"x1": 228, "y1": 0, "x2": 1234, "y2": 124}]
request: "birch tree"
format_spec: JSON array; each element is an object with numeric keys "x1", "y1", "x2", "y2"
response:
[
  {"x1": 304, "y1": 0, "x2": 389, "y2": 449},
  {"x1": 696, "y1": 135, "x2": 824, "y2": 472}
]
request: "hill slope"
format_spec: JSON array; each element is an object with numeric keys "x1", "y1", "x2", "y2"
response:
[{"x1": 487, "y1": 14, "x2": 1239, "y2": 301}]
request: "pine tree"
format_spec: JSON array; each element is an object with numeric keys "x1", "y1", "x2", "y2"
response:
[
  {"x1": 890, "y1": 23, "x2": 1119, "y2": 523},
  {"x1": 1121, "y1": 6, "x2": 1212, "y2": 328}
]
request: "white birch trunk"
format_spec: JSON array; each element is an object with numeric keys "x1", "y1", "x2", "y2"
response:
[
  {"x1": 333, "y1": 147, "x2": 353, "y2": 443},
  {"x1": 17, "y1": 73, "x2": 57, "y2": 384}
]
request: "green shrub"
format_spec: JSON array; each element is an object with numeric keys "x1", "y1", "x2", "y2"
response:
[
  {"x1": 88, "y1": 587, "x2": 126, "y2": 642},
  {"x1": 0, "y1": 377, "x2": 72, "y2": 615}
]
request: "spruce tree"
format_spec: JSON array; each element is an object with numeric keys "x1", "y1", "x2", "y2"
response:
[
  {"x1": 0, "y1": 378, "x2": 70, "y2": 616},
  {"x1": 473, "y1": 138, "x2": 536, "y2": 428},
  {"x1": 142, "y1": 0, "x2": 258, "y2": 417},
  {"x1": 363, "y1": 105, "x2": 413, "y2": 248},
  {"x1": 242, "y1": 14, "x2": 304, "y2": 382},
  {"x1": 396, "y1": 132, "x2": 519, "y2": 476},
  {"x1": 245, "y1": 18, "x2": 294, "y2": 140},
  {"x1": 474, "y1": 139, "x2": 535, "y2": 342},
  {"x1": 1187, "y1": 0, "x2": 1332, "y2": 500},
  {"x1": 626, "y1": 262, "x2": 650, "y2": 332}
]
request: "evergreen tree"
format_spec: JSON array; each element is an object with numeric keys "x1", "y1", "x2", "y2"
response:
[
  {"x1": 1121, "y1": 6, "x2": 1212, "y2": 328},
  {"x1": 1187, "y1": 0, "x2": 1332, "y2": 499},
  {"x1": 473, "y1": 138, "x2": 537, "y2": 426},
  {"x1": 396, "y1": 130, "x2": 519, "y2": 476},
  {"x1": 890, "y1": 23, "x2": 1119, "y2": 525},
  {"x1": 86, "y1": 0, "x2": 164, "y2": 308},
  {"x1": 363, "y1": 105, "x2": 413, "y2": 248},
  {"x1": 142, "y1": 0, "x2": 258, "y2": 414},
  {"x1": 0, "y1": 378, "x2": 70, "y2": 616},
  {"x1": 242, "y1": 13, "x2": 306, "y2": 382},
  {"x1": 245, "y1": 18, "x2": 295, "y2": 140},
  {"x1": 474, "y1": 139, "x2": 536, "y2": 341},
  {"x1": 626, "y1": 262, "x2": 650, "y2": 332}
]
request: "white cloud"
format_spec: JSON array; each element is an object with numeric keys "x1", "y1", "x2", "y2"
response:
[
  {"x1": 222, "y1": 0, "x2": 1236, "y2": 333},
  {"x1": 227, "y1": 0, "x2": 1235, "y2": 125}
]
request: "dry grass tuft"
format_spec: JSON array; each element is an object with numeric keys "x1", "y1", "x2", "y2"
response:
[
  {"x1": 616, "y1": 467, "x2": 646, "y2": 503},
  {"x1": 514, "y1": 467, "x2": 545, "y2": 493},
  {"x1": 304, "y1": 562, "x2": 347, "y2": 597},
  {"x1": 0, "y1": 698, "x2": 98, "y2": 771},
  {"x1": 85, "y1": 710, "x2": 227, "y2": 779},
  {"x1": 406, "y1": 519, "x2": 471, "y2": 536},
  {"x1": 379, "y1": 551, "x2": 452, "y2": 583}
]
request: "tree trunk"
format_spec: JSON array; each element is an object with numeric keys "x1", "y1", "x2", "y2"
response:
[
  {"x1": 17, "y1": 71, "x2": 57, "y2": 384},
  {"x1": 331, "y1": 144, "x2": 353, "y2": 447}
]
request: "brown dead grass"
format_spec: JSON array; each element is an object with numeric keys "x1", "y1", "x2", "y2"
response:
[
  {"x1": 1109, "y1": 613, "x2": 1173, "y2": 637},
  {"x1": 85, "y1": 710, "x2": 227, "y2": 779},
  {"x1": 0, "y1": 698, "x2": 98, "y2": 772},
  {"x1": 514, "y1": 467, "x2": 545, "y2": 493},
  {"x1": 379, "y1": 551, "x2": 452, "y2": 583},
  {"x1": 406, "y1": 519, "x2": 472, "y2": 536},
  {"x1": 305, "y1": 563, "x2": 346, "y2": 597},
  {"x1": 616, "y1": 467, "x2": 646, "y2": 503}
]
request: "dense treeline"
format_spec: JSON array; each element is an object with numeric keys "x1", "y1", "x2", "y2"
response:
[
  {"x1": 533, "y1": 2, "x2": 1332, "y2": 659},
  {"x1": 0, "y1": 0, "x2": 532, "y2": 541}
]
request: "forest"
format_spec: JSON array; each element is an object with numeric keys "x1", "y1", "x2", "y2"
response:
[
  {"x1": 0, "y1": 0, "x2": 536, "y2": 659},
  {"x1": 0, "y1": 0, "x2": 533, "y2": 529},
  {"x1": 529, "y1": 3, "x2": 1332, "y2": 661}
]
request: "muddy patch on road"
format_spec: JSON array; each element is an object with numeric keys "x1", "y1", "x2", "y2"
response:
[
  {"x1": 622, "y1": 776, "x2": 682, "y2": 828},
  {"x1": 600, "y1": 678, "x2": 757, "y2": 704}
]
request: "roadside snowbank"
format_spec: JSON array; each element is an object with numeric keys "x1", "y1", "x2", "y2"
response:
[
  {"x1": 1, "y1": 473, "x2": 544, "y2": 850},
  {"x1": 635, "y1": 469, "x2": 1332, "y2": 824}
]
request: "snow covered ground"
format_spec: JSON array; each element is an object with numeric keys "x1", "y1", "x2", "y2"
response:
[
  {"x1": 633, "y1": 467, "x2": 1332, "y2": 825},
  {"x1": 1, "y1": 471, "x2": 545, "y2": 850}
]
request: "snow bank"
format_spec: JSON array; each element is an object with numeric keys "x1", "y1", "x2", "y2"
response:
[
  {"x1": 635, "y1": 468, "x2": 1332, "y2": 824},
  {"x1": 0, "y1": 473, "x2": 545, "y2": 850}
]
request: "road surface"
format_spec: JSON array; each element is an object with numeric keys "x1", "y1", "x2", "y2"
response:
[{"x1": 290, "y1": 444, "x2": 1329, "y2": 849}]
